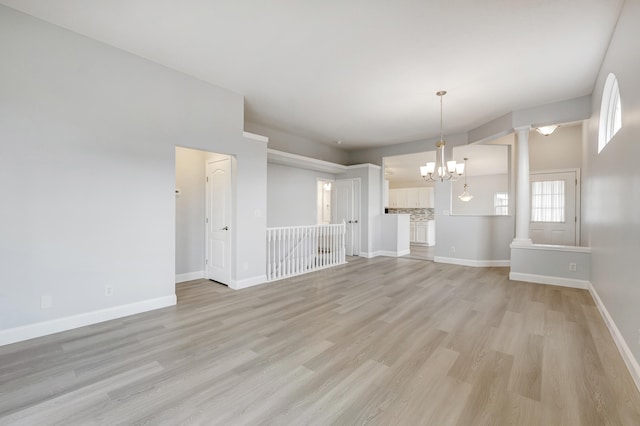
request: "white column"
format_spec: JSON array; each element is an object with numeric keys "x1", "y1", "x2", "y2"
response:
[{"x1": 513, "y1": 126, "x2": 532, "y2": 245}]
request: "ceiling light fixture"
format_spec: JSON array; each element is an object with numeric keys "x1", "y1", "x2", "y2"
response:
[
  {"x1": 420, "y1": 91, "x2": 464, "y2": 182},
  {"x1": 458, "y1": 158, "x2": 473, "y2": 202},
  {"x1": 535, "y1": 125, "x2": 559, "y2": 136}
]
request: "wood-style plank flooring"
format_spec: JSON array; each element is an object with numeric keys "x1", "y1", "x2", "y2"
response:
[
  {"x1": 403, "y1": 244, "x2": 435, "y2": 261},
  {"x1": 1, "y1": 257, "x2": 640, "y2": 425}
]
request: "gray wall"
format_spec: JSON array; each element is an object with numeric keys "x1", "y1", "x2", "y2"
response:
[
  {"x1": 582, "y1": 0, "x2": 640, "y2": 366},
  {"x1": 511, "y1": 247, "x2": 590, "y2": 282},
  {"x1": 0, "y1": 6, "x2": 266, "y2": 332},
  {"x1": 175, "y1": 147, "x2": 206, "y2": 275},
  {"x1": 246, "y1": 122, "x2": 349, "y2": 165},
  {"x1": 530, "y1": 124, "x2": 582, "y2": 172},
  {"x1": 451, "y1": 174, "x2": 509, "y2": 216},
  {"x1": 267, "y1": 163, "x2": 335, "y2": 227},
  {"x1": 435, "y1": 180, "x2": 513, "y2": 262},
  {"x1": 381, "y1": 214, "x2": 410, "y2": 253}
]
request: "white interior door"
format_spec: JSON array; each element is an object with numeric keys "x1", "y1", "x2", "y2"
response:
[
  {"x1": 529, "y1": 170, "x2": 578, "y2": 245},
  {"x1": 332, "y1": 179, "x2": 360, "y2": 256},
  {"x1": 206, "y1": 157, "x2": 232, "y2": 284}
]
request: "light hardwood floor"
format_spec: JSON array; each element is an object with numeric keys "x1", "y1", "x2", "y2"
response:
[
  {"x1": 403, "y1": 244, "x2": 435, "y2": 261},
  {"x1": 1, "y1": 257, "x2": 640, "y2": 425}
]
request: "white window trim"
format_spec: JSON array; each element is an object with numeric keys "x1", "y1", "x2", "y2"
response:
[{"x1": 598, "y1": 73, "x2": 622, "y2": 153}]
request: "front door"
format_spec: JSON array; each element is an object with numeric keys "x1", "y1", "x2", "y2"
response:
[
  {"x1": 529, "y1": 170, "x2": 578, "y2": 245},
  {"x1": 206, "y1": 157, "x2": 232, "y2": 284},
  {"x1": 332, "y1": 179, "x2": 360, "y2": 256}
]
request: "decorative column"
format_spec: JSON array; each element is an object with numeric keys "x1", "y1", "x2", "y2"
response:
[{"x1": 513, "y1": 125, "x2": 532, "y2": 245}]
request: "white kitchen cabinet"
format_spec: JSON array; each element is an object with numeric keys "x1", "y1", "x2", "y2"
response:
[
  {"x1": 406, "y1": 189, "x2": 419, "y2": 207},
  {"x1": 388, "y1": 187, "x2": 434, "y2": 208},
  {"x1": 410, "y1": 220, "x2": 435, "y2": 246},
  {"x1": 388, "y1": 189, "x2": 397, "y2": 207},
  {"x1": 414, "y1": 222, "x2": 428, "y2": 243},
  {"x1": 383, "y1": 179, "x2": 389, "y2": 209},
  {"x1": 388, "y1": 188, "x2": 407, "y2": 207},
  {"x1": 419, "y1": 187, "x2": 435, "y2": 208}
]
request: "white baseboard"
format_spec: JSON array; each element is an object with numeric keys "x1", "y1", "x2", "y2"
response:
[
  {"x1": 229, "y1": 274, "x2": 268, "y2": 290},
  {"x1": 359, "y1": 250, "x2": 410, "y2": 258},
  {"x1": 508, "y1": 272, "x2": 588, "y2": 289},
  {"x1": 377, "y1": 249, "x2": 411, "y2": 257},
  {"x1": 0, "y1": 295, "x2": 177, "y2": 347},
  {"x1": 434, "y1": 256, "x2": 511, "y2": 268},
  {"x1": 359, "y1": 251, "x2": 378, "y2": 259},
  {"x1": 588, "y1": 282, "x2": 640, "y2": 394},
  {"x1": 176, "y1": 270, "x2": 204, "y2": 283}
]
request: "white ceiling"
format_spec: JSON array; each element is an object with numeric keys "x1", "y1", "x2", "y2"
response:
[{"x1": 1, "y1": 0, "x2": 623, "y2": 149}]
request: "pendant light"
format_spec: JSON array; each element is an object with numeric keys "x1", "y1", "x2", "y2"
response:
[
  {"x1": 458, "y1": 158, "x2": 473, "y2": 202},
  {"x1": 420, "y1": 91, "x2": 464, "y2": 182}
]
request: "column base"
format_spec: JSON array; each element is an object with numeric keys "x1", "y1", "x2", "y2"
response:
[{"x1": 511, "y1": 238, "x2": 533, "y2": 247}]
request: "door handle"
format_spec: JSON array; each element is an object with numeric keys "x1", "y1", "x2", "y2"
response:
[
  {"x1": 354, "y1": 220, "x2": 358, "y2": 224},
  {"x1": 221, "y1": 226, "x2": 229, "y2": 231}
]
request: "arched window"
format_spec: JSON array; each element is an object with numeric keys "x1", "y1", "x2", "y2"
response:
[{"x1": 598, "y1": 73, "x2": 622, "y2": 153}]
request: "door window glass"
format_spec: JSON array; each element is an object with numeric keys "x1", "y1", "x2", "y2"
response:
[{"x1": 531, "y1": 180, "x2": 565, "y2": 222}]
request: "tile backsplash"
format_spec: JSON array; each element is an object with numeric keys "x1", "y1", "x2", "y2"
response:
[{"x1": 387, "y1": 208, "x2": 435, "y2": 221}]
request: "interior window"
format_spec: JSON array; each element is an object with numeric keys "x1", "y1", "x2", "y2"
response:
[
  {"x1": 494, "y1": 192, "x2": 509, "y2": 215},
  {"x1": 531, "y1": 180, "x2": 565, "y2": 222},
  {"x1": 598, "y1": 73, "x2": 622, "y2": 153}
]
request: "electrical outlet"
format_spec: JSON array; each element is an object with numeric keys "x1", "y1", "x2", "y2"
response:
[
  {"x1": 40, "y1": 295, "x2": 52, "y2": 309},
  {"x1": 450, "y1": 246, "x2": 456, "y2": 254},
  {"x1": 569, "y1": 262, "x2": 577, "y2": 272},
  {"x1": 104, "y1": 285, "x2": 114, "y2": 297}
]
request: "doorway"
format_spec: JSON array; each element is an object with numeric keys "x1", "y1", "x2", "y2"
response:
[
  {"x1": 332, "y1": 178, "x2": 360, "y2": 256},
  {"x1": 317, "y1": 179, "x2": 333, "y2": 225},
  {"x1": 175, "y1": 147, "x2": 234, "y2": 287},
  {"x1": 529, "y1": 169, "x2": 580, "y2": 246},
  {"x1": 383, "y1": 152, "x2": 437, "y2": 261}
]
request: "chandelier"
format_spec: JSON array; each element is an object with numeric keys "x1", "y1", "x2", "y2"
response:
[
  {"x1": 420, "y1": 91, "x2": 464, "y2": 182},
  {"x1": 458, "y1": 158, "x2": 473, "y2": 202}
]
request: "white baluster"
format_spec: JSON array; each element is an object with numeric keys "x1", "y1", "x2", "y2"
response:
[
  {"x1": 340, "y1": 223, "x2": 344, "y2": 262},
  {"x1": 314, "y1": 226, "x2": 318, "y2": 271},
  {"x1": 279, "y1": 228, "x2": 283, "y2": 279},
  {"x1": 303, "y1": 227, "x2": 307, "y2": 272},
  {"x1": 288, "y1": 227, "x2": 292, "y2": 276},
  {"x1": 318, "y1": 225, "x2": 322, "y2": 269},
  {"x1": 267, "y1": 229, "x2": 271, "y2": 280},
  {"x1": 332, "y1": 225, "x2": 336, "y2": 265},
  {"x1": 296, "y1": 227, "x2": 300, "y2": 275}
]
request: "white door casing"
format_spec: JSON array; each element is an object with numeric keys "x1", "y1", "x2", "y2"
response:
[
  {"x1": 529, "y1": 169, "x2": 579, "y2": 246},
  {"x1": 332, "y1": 179, "x2": 360, "y2": 256},
  {"x1": 206, "y1": 157, "x2": 232, "y2": 284}
]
